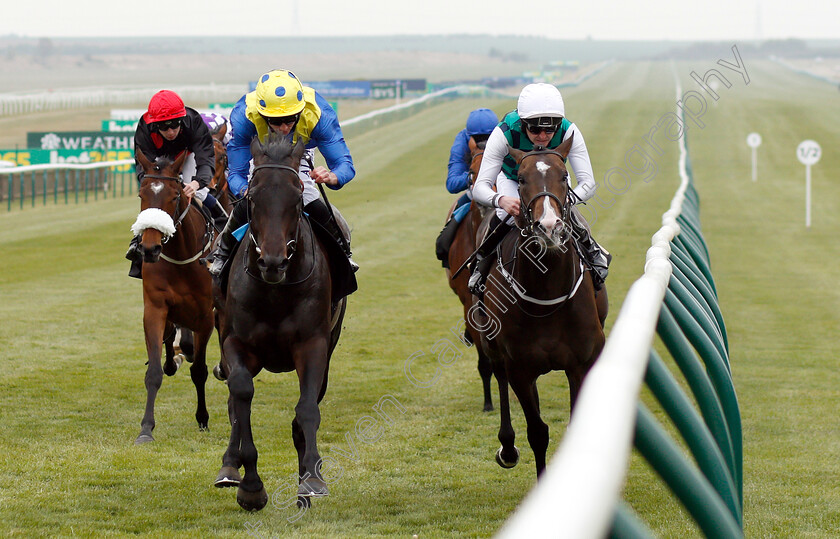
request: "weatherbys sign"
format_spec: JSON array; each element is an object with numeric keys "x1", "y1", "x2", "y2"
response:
[{"x1": 26, "y1": 131, "x2": 133, "y2": 151}]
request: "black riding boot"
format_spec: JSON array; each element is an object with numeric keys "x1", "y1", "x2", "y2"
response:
[
  {"x1": 126, "y1": 235, "x2": 142, "y2": 279},
  {"x1": 208, "y1": 200, "x2": 229, "y2": 230},
  {"x1": 570, "y1": 217, "x2": 611, "y2": 290},
  {"x1": 435, "y1": 218, "x2": 461, "y2": 268},
  {"x1": 305, "y1": 198, "x2": 359, "y2": 272},
  {"x1": 208, "y1": 199, "x2": 247, "y2": 277},
  {"x1": 467, "y1": 215, "x2": 513, "y2": 295}
]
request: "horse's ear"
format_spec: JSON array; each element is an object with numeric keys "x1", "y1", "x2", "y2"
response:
[
  {"x1": 508, "y1": 146, "x2": 526, "y2": 164},
  {"x1": 556, "y1": 132, "x2": 574, "y2": 161},
  {"x1": 250, "y1": 134, "x2": 263, "y2": 157},
  {"x1": 173, "y1": 150, "x2": 188, "y2": 172},
  {"x1": 135, "y1": 146, "x2": 153, "y2": 171},
  {"x1": 214, "y1": 122, "x2": 227, "y2": 141},
  {"x1": 468, "y1": 136, "x2": 478, "y2": 153}
]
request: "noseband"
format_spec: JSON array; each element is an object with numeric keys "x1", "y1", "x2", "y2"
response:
[{"x1": 246, "y1": 163, "x2": 303, "y2": 263}]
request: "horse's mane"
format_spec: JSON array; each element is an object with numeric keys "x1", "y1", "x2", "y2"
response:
[{"x1": 255, "y1": 132, "x2": 296, "y2": 163}]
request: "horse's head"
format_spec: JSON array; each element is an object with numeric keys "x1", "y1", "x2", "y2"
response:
[
  {"x1": 209, "y1": 125, "x2": 228, "y2": 194},
  {"x1": 246, "y1": 132, "x2": 306, "y2": 283},
  {"x1": 132, "y1": 149, "x2": 188, "y2": 262},
  {"x1": 468, "y1": 136, "x2": 486, "y2": 187},
  {"x1": 509, "y1": 133, "x2": 575, "y2": 248}
]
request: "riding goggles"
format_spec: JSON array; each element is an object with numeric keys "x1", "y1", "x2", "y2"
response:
[
  {"x1": 155, "y1": 119, "x2": 182, "y2": 131},
  {"x1": 523, "y1": 117, "x2": 562, "y2": 135},
  {"x1": 265, "y1": 113, "x2": 300, "y2": 127}
]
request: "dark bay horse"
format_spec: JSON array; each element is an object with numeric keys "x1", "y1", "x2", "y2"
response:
[
  {"x1": 213, "y1": 133, "x2": 348, "y2": 511},
  {"x1": 131, "y1": 149, "x2": 216, "y2": 444},
  {"x1": 445, "y1": 137, "x2": 494, "y2": 411},
  {"x1": 477, "y1": 135, "x2": 608, "y2": 477}
]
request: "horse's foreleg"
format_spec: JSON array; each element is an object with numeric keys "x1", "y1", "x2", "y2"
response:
[
  {"x1": 137, "y1": 308, "x2": 166, "y2": 444},
  {"x1": 224, "y1": 339, "x2": 267, "y2": 511},
  {"x1": 190, "y1": 319, "x2": 213, "y2": 431},
  {"x1": 293, "y1": 341, "x2": 329, "y2": 499},
  {"x1": 215, "y1": 393, "x2": 242, "y2": 488},
  {"x1": 509, "y1": 373, "x2": 549, "y2": 477},
  {"x1": 493, "y1": 359, "x2": 519, "y2": 469}
]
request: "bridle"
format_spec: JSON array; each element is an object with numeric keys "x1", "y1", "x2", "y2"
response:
[
  {"x1": 494, "y1": 148, "x2": 584, "y2": 310},
  {"x1": 141, "y1": 171, "x2": 212, "y2": 262},
  {"x1": 244, "y1": 163, "x2": 305, "y2": 281},
  {"x1": 142, "y1": 172, "x2": 191, "y2": 233},
  {"x1": 515, "y1": 149, "x2": 573, "y2": 238}
]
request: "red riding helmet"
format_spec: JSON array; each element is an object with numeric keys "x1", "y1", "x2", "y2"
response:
[{"x1": 144, "y1": 90, "x2": 187, "y2": 124}]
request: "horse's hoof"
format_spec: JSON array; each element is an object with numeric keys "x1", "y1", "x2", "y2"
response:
[
  {"x1": 237, "y1": 485, "x2": 268, "y2": 511},
  {"x1": 297, "y1": 495, "x2": 311, "y2": 509},
  {"x1": 164, "y1": 355, "x2": 182, "y2": 376},
  {"x1": 483, "y1": 403, "x2": 494, "y2": 412},
  {"x1": 298, "y1": 477, "x2": 328, "y2": 498},
  {"x1": 198, "y1": 424, "x2": 209, "y2": 432},
  {"x1": 214, "y1": 466, "x2": 242, "y2": 488},
  {"x1": 496, "y1": 445, "x2": 520, "y2": 469},
  {"x1": 213, "y1": 364, "x2": 227, "y2": 381},
  {"x1": 134, "y1": 433, "x2": 155, "y2": 445}
]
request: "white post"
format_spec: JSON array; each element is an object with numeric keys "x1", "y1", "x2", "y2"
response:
[
  {"x1": 797, "y1": 140, "x2": 821, "y2": 228},
  {"x1": 805, "y1": 164, "x2": 812, "y2": 228},
  {"x1": 746, "y1": 133, "x2": 761, "y2": 182}
]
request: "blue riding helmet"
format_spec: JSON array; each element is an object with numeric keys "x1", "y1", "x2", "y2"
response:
[{"x1": 465, "y1": 108, "x2": 499, "y2": 136}]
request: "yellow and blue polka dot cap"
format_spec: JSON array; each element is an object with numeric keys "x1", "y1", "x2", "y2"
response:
[{"x1": 255, "y1": 70, "x2": 306, "y2": 117}]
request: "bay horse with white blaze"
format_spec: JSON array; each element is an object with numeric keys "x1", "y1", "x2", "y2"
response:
[
  {"x1": 213, "y1": 133, "x2": 348, "y2": 511},
  {"x1": 445, "y1": 136, "x2": 495, "y2": 411},
  {"x1": 131, "y1": 149, "x2": 216, "y2": 444},
  {"x1": 477, "y1": 135, "x2": 608, "y2": 477}
]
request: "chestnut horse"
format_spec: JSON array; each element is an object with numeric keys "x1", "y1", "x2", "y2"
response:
[
  {"x1": 212, "y1": 133, "x2": 348, "y2": 511},
  {"x1": 445, "y1": 137, "x2": 494, "y2": 411},
  {"x1": 477, "y1": 135, "x2": 608, "y2": 477},
  {"x1": 208, "y1": 124, "x2": 232, "y2": 214},
  {"x1": 131, "y1": 150, "x2": 216, "y2": 444}
]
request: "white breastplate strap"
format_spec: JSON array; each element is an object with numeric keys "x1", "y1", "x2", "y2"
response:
[
  {"x1": 160, "y1": 235, "x2": 213, "y2": 265},
  {"x1": 497, "y1": 257, "x2": 585, "y2": 306}
]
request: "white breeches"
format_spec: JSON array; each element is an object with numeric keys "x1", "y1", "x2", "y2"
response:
[{"x1": 181, "y1": 152, "x2": 209, "y2": 202}]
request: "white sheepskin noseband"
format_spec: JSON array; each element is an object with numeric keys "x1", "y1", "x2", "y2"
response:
[{"x1": 131, "y1": 208, "x2": 176, "y2": 239}]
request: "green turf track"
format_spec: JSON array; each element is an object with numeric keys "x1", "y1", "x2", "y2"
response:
[{"x1": 0, "y1": 59, "x2": 837, "y2": 537}]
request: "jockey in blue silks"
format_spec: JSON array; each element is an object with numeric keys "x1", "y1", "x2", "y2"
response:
[
  {"x1": 208, "y1": 69, "x2": 357, "y2": 276},
  {"x1": 434, "y1": 108, "x2": 499, "y2": 268}
]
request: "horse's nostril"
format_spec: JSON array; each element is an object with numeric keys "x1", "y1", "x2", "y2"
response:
[{"x1": 278, "y1": 259, "x2": 290, "y2": 272}]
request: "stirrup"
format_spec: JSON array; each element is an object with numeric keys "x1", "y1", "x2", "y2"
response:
[
  {"x1": 468, "y1": 269, "x2": 484, "y2": 295},
  {"x1": 208, "y1": 256, "x2": 225, "y2": 277}
]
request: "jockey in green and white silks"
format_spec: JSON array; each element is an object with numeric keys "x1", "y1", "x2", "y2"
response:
[{"x1": 470, "y1": 83, "x2": 610, "y2": 292}]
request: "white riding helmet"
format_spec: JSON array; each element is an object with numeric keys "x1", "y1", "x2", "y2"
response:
[{"x1": 517, "y1": 83, "x2": 565, "y2": 119}]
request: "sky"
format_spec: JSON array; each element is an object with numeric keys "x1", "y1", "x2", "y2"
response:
[{"x1": 1, "y1": 0, "x2": 837, "y2": 41}]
